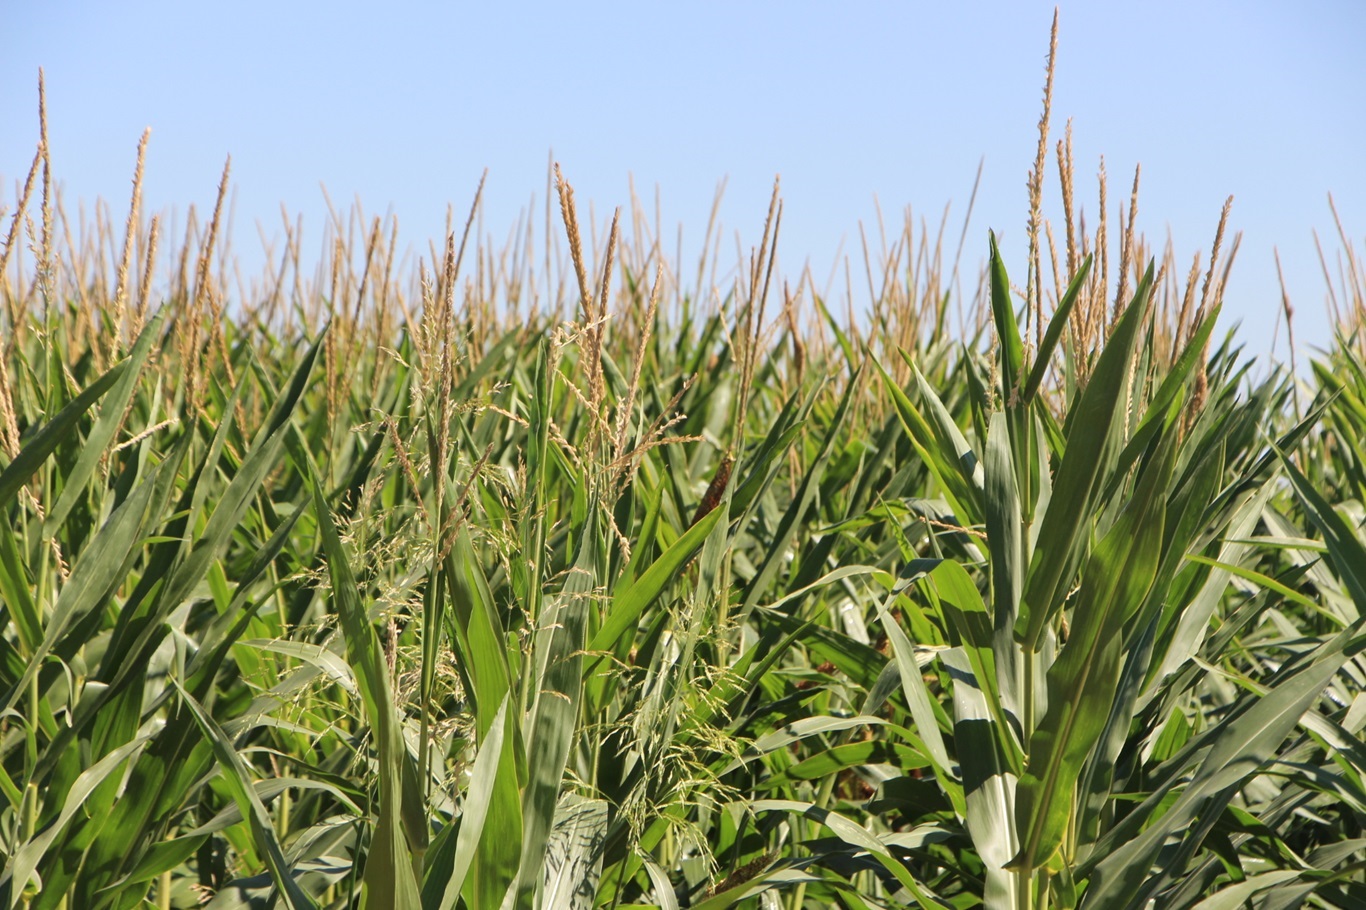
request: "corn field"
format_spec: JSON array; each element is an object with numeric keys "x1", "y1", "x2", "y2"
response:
[{"x1": 3, "y1": 66, "x2": 1366, "y2": 910}]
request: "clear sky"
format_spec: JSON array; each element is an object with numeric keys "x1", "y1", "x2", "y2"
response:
[{"x1": 4, "y1": 1, "x2": 1363, "y2": 357}]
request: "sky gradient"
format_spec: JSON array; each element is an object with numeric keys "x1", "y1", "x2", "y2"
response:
[{"x1": 4, "y1": 1, "x2": 1363, "y2": 357}]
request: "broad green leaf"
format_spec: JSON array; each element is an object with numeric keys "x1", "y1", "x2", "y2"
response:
[
  {"x1": 176, "y1": 685, "x2": 319, "y2": 910},
  {"x1": 1019, "y1": 255, "x2": 1093, "y2": 405},
  {"x1": 540, "y1": 794, "x2": 608, "y2": 910},
  {"x1": 1015, "y1": 263, "x2": 1155, "y2": 650},
  {"x1": 306, "y1": 456, "x2": 422, "y2": 908},
  {"x1": 943, "y1": 646, "x2": 1019, "y2": 910},
  {"x1": 43, "y1": 311, "x2": 164, "y2": 536},
  {"x1": 877, "y1": 357, "x2": 980, "y2": 523},
  {"x1": 1011, "y1": 426, "x2": 1174, "y2": 872},
  {"x1": 444, "y1": 697, "x2": 521, "y2": 910},
  {"x1": 586, "y1": 505, "x2": 722, "y2": 668},
  {"x1": 980, "y1": 411, "x2": 1029, "y2": 732},
  {"x1": 874, "y1": 573, "x2": 962, "y2": 817},
  {"x1": 3, "y1": 728, "x2": 156, "y2": 908},
  {"x1": 505, "y1": 511, "x2": 597, "y2": 909},
  {"x1": 722, "y1": 715, "x2": 888, "y2": 774},
  {"x1": 445, "y1": 526, "x2": 512, "y2": 741},
  {"x1": 742, "y1": 363, "x2": 863, "y2": 611},
  {"x1": 640, "y1": 857, "x2": 681, "y2": 910},
  {"x1": 1280, "y1": 446, "x2": 1366, "y2": 612},
  {"x1": 0, "y1": 359, "x2": 127, "y2": 511},
  {"x1": 1079, "y1": 627, "x2": 1354, "y2": 907},
  {"x1": 749, "y1": 800, "x2": 954, "y2": 910},
  {"x1": 1149, "y1": 482, "x2": 1271, "y2": 691},
  {"x1": 987, "y1": 232, "x2": 1025, "y2": 400},
  {"x1": 1188, "y1": 871, "x2": 1302, "y2": 910},
  {"x1": 1, "y1": 452, "x2": 173, "y2": 718}
]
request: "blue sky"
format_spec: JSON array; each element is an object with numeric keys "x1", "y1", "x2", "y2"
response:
[{"x1": 4, "y1": 1, "x2": 1363, "y2": 356}]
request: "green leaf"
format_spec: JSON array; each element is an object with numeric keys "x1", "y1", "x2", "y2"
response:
[
  {"x1": 1011, "y1": 426, "x2": 1175, "y2": 872},
  {"x1": 1015, "y1": 263, "x2": 1155, "y2": 650},
  {"x1": 877, "y1": 358, "x2": 980, "y2": 525},
  {"x1": 1, "y1": 453, "x2": 173, "y2": 718},
  {"x1": 988, "y1": 232, "x2": 1025, "y2": 400},
  {"x1": 3, "y1": 729, "x2": 157, "y2": 908},
  {"x1": 0, "y1": 358, "x2": 127, "y2": 512},
  {"x1": 1079, "y1": 627, "x2": 1355, "y2": 907},
  {"x1": 1279, "y1": 446, "x2": 1366, "y2": 613},
  {"x1": 306, "y1": 454, "x2": 423, "y2": 908},
  {"x1": 540, "y1": 794, "x2": 608, "y2": 910},
  {"x1": 722, "y1": 715, "x2": 888, "y2": 774},
  {"x1": 742, "y1": 363, "x2": 864, "y2": 611},
  {"x1": 445, "y1": 526, "x2": 512, "y2": 741},
  {"x1": 982, "y1": 412, "x2": 1025, "y2": 720},
  {"x1": 942, "y1": 647, "x2": 1019, "y2": 909},
  {"x1": 505, "y1": 510, "x2": 597, "y2": 909},
  {"x1": 586, "y1": 505, "x2": 722, "y2": 669},
  {"x1": 442, "y1": 697, "x2": 521, "y2": 910},
  {"x1": 749, "y1": 800, "x2": 954, "y2": 910},
  {"x1": 874, "y1": 568, "x2": 962, "y2": 817},
  {"x1": 43, "y1": 311, "x2": 164, "y2": 536},
  {"x1": 176, "y1": 684, "x2": 319, "y2": 910},
  {"x1": 1020, "y1": 255, "x2": 1093, "y2": 405}
]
